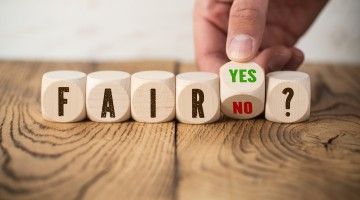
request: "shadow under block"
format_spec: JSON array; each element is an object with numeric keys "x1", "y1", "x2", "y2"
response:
[
  {"x1": 86, "y1": 71, "x2": 131, "y2": 122},
  {"x1": 131, "y1": 71, "x2": 175, "y2": 123},
  {"x1": 220, "y1": 61, "x2": 265, "y2": 119},
  {"x1": 41, "y1": 70, "x2": 87, "y2": 122},
  {"x1": 176, "y1": 72, "x2": 220, "y2": 124},
  {"x1": 265, "y1": 71, "x2": 311, "y2": 123}
]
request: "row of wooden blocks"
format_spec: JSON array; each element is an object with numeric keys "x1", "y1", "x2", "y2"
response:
[{"x1": 41, "y1": 61, "x2": 311, "y2": 124}]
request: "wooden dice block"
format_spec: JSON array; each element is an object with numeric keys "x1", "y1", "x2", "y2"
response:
[
  {"x1": 41, "y1": 70, "x2": 86, "y2": 122},
  {"x1": 176, "y1": 72, "x2": 220, "y2": 124},
  {"x1": 220, "y1": 61, "x2": 265, "y2": 119},
  {"x1": 86, "y1": 71, "x2": 131, "y2": 122},
  {"x1": 265, "y1": 71, "x2": 311, "y2": 123},
  {"x1": 131, "y1": 71, "x2": 175, "y2": 123}
]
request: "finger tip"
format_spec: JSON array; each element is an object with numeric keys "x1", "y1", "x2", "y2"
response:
[
  {"x1": 227, "y1": 55, "x2": 254, "y2": 63},
  {"x1": 226, "y1": 34, "x2": 257, "y2": 63},
  {"x1": 253, "y1": 46, "x2": 293, "y2": 74},
  {"x1": 284, "y1": 48, "x2": 305, "y2": 71},
  {"x1": 226, "y1": 48, "x2": 257, "y2": 64},
  {"x1": 292, "y1": 48, "x2": 305, "y2": 63}
]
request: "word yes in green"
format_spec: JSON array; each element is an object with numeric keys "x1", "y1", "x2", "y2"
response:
[{"x1": 229, "y1": 69, "x2": 257, "y2": 83}]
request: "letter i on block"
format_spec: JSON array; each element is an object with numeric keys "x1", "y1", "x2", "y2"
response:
[
  {"x1": 220, "y1": 61, "x2": 265, "y2": 119},
  {"x1": 265, "y1": 71, "x2": 311, "y2": 123},
  {"x1": 86, "y1": 71, "x2": 131, "y2": 122},
  {"x1": 131, "y1": 71, "x2": 175, "y2": 123},
  {"x1": 176, "y1": 72, "x2": 220, "y2": 124},
  {"x1": 41, "y1": 71, "x2": 86, "y2": 122}
]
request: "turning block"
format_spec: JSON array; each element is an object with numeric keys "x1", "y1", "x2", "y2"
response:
[
  {"x1": 86, "y1": 71, "x2": 131, "y2": 122},
  {"x1": 265, "y1": 71, "x2": 311, "y2": 123},
  {"x1": 131, "y1": 71, "x2": 175, "y2": 123},
  {"x1": 220, "y1": 61, "x2": 265, "y2": 119},
  {"x1": 41, "y1": 70, "x2": 86, "y2": 122},
  {"x1": 176, "y1": 72, "x2": 220, "y2": 124}
]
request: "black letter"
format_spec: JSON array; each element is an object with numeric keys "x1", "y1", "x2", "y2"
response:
[
  {"x1": 101, "y1": 89, "x2": 115, "y2": 118},
  {"x1": 150, "y1": 88, "x2": 156, "y2": 118},
  {"x1": 192, "y1": 89, "x2": 204, "y2": 118},
  {"x1": 58, "y1": 87, "x2": 69, "y2": 116}
]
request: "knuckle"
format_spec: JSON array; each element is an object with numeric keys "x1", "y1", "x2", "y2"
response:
[{"x1": 230, "y1": 7, "x2": 261, "y2": 23}]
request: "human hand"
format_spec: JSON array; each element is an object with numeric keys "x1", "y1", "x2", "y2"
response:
[{"x1": 194, "y1": 0, "x2": 328, "y2": 73}]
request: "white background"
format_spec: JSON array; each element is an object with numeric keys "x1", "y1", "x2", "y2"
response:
[{"x1": 0, "y1": 0, "x2": 359, "y2": 64}]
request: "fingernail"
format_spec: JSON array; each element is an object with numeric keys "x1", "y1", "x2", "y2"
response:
[{"x1": 228, "y1": 34, "x2": 254, "y2": 61}]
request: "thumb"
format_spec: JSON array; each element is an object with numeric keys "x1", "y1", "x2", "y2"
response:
[{"x1": 226, "y1": 0, "x2": 268, "y2": 62}]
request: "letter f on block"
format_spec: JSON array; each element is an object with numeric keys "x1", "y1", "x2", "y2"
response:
[{"x1": 58, "y1": 87, "x2": 69, "y2": 116}]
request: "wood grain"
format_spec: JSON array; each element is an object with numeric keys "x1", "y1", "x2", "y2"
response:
[
  {"x1": 0, "y1": 61, "x2": 359, "y2": 200},
  {"x1": 0, "y1": 60, "x2": 177, "y2": 200},
  {"x1": 176, "y1": 63, "x2": 360, "y2": 200}
]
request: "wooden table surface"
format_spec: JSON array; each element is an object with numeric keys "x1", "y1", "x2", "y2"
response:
[{"x1": 0, "y1": 60, "x2": 359, "y2": 200}]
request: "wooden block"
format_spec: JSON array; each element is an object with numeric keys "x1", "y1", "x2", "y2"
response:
[
  {"x1": 176, "y1": 72, "x2": 220, "y2": 124},
  {"x1": 86, "y1": 71, "x2": 131, "y2": 122},
  {"x1": 265, "y1": 71, "x2": 311, "y2": 123},
  {"x1": 220, "y1": 61, "x2": 265, "y2": 119},
  {"x1": 131, "y1": 71, "x2": 175, "y2": 123},
  {"x1": 41, "y1": 70, "x2": 86, "y2": 122}
]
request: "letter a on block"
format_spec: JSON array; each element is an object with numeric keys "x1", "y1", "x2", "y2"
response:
[
  {"x1": 41, "y1": 71, "x2": 86, "y2": 122},
  {"x1": 176, "y1": 72, "x2": 220, "y2": 124},
  {"x1": 86, "y1": 71, "x2": 131, "y2": 122},
  {"x1": 101, "y1": 88, "x2": 115, "y2": 118}
]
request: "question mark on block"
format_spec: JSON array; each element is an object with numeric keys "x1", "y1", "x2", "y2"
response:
[{"x1": 282, "y1": 88, "x2": 294, "y2": 117}]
